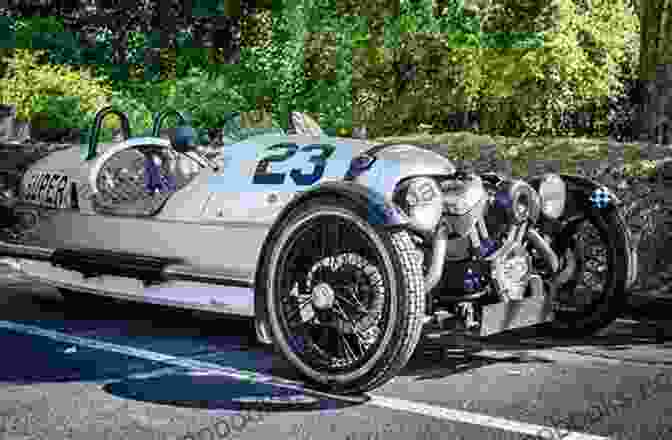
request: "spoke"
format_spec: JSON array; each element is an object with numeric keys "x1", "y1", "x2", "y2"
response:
[
  {"x1": 352, "y1": 329, "x2": 367, "y2": 355},
  {"x1": 333, "y1": 302, "x2": 370, "y2": 353},
  {"x1": 335, "y1": 292, "x2": 367, "y2": 314},
  {"x1": 333, "y1": 301, "x2": 355, "y2": 326},
  {"x1": 340, "y1": 333, "x2": 357, "y2": 363},
  {"x1": 349, "y1": 286, "x2": 367, "y2": 309},
  {"x1": 334, "y1": 277, "x2": 367, "y2": 310},
  {"x1": 284, "y1": 297, "x2": 313, "y2": 323},
  {"x1": 335, "y1": 294, "x2": 356, "y2": 308},
  {"x1": 354, "y1": 328, "x2": 375, "y2": 355}
]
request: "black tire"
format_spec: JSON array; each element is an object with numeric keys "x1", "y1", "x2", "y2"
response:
[
  {"x1": 542, "y1": 205, "x2": 629, "y2": 336},
  {"x1": 259, "y1": 197, "x2": 425, "y2": 395}
]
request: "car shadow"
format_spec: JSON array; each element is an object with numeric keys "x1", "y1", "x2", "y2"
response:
[
  {"x1": 102, "y1": 369, "x2": 360, "y2": 412},
  {"x1": 0, "y1": 289, "x2": 364, "y2": 413},
  {"x1": 402, "y1": 318, "x2": 672, "y2": 382}
]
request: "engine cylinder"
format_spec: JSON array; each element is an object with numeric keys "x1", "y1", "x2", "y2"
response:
[
  {"x1": 440, "y1": 174, "x2": 488, "y2": 237},
  {"x1": 493, "y1": 180, "x2": 541, "y2": 224}
]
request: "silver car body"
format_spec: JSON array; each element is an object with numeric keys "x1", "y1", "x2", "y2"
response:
[{"x1": 0, "y1": 130, "x2": 456, "y2": 318}]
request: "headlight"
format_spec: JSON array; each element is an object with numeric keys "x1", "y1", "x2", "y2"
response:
[
  {"x1": 538, "y1": 173, "x2": 566, "y2": 219},
  {"x1": 405, "y1": 177, "x2": 438, "y2": 207},
  {"x1": 396, "y1": 176, "x2": 443, "y2": 234}
]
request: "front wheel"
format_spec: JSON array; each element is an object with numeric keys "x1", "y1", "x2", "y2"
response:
[{"x1": 259, "y1": 197, "x2": 426, "y2": 395}]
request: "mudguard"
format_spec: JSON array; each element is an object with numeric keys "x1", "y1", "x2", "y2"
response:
[{"x1": 527, "y1": 173, "x2": 637, "y2": 290}]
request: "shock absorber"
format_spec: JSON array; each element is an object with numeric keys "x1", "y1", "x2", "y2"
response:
[
  {"x1": 459, "y1": 219, "x2": 496, "y2": 295},
  {"x1": 474, "y1": 217, "x2": 498, "y2": 258}
]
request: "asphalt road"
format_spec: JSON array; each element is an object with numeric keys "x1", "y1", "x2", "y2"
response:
[{"x1": 0, "y1": 274, "x2": 671, "y2": 440}]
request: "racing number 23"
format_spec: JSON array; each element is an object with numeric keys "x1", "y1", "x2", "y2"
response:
[{"x1": 253, "y1": 143, "x2": 336, "y2": 186}]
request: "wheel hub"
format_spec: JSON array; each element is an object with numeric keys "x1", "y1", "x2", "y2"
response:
[{"x1": 311, "y1": 282, "x2": 336, "y2": 310}]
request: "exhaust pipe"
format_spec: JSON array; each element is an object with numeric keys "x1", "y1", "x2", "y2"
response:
[
  {"x1": 526, "y1": 227, "x2": 560, "y2": 273},
  {"x1": 424, "y1": 226, "x2": 448, "y2": 293}
]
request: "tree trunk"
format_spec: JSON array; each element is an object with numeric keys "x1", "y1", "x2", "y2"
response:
[{"x1": 638, "y1": 0, "x2": 672, "y2": 143}]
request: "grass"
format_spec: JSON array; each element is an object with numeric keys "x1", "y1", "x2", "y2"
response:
[{"x1": 369, "y1": 131, "x2": 664, "y2": 180}]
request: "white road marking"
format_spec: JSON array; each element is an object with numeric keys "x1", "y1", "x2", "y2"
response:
[
  {"x1": 0, "y1": 320, "x2": 364, "y2": 404},
  {"x1": 0, "y1": 320, "x2": 611, "y2": 439},
  {"x1": 369, "y1": 395, "x2": 611, "y2": 440}
]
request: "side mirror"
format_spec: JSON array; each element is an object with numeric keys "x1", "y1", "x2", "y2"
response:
[{"x1": 82, "y1": 106, "x2": 131, "y2": 161}]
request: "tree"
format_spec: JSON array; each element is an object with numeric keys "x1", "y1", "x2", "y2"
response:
[
  {"x1": 638, "y1": 0, "x2": 672, "y2": 143},
  {"x1": 0, "y1": 0, "x2": 254, "y2": 81}
]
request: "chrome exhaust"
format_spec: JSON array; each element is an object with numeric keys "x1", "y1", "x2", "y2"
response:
[
  {"x1": 424, "y1": 226, "x2": 448, "y2": 293},
  {"x1": 526, "y1": 227, "x2": 560, "y2": 273}
]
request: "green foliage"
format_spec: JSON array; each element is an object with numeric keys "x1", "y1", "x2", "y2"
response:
[
  {"x1": 29, "y1": 95, "x2": 88, "y2": 130},
  {"x1": 0, "y1": 0, "x2": 641, "y2": 140},
  {"x1": 475, "y1": 0, "x2": 639, "y2": 137},
  {"x1": 2, "y1": 15, "x2": 166, "y2": 91},
  {"x1": 164, "y1": 67, "x2": 250, "y2": 132},
  {"x1": 105, "y1": 89, "x2": 153, "y2": 135},
  {"x1": 246, "y1": 0, "x2": 311, "y2": 125},
  {"x1": 11, "y1": 15, "x2": 65, "y2": 50},
  {"x1": 173, "y1": 29, "x2": 203, "y2": 76},
  {"x1": 301, "y1": 0, "x2": 546, "y2": 136},
  {"x1": 0, "y1": 49, "x2": 112, "y2": 122}
]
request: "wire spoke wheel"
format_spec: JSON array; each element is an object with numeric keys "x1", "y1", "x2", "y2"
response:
[
  {"x1": 261, "y1": 198, "x2": 425, "y2": 394},
  {"x1": 276, "y1": 216, "x2": 389, "y2": 373}
]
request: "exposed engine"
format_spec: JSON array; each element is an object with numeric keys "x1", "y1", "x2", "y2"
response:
[
  {"x1": 395, "y1": 170, "x2": 559, "y2": 307},
  {"x1": 442, "y1": 172, "x2": 541, "y2": 302}
]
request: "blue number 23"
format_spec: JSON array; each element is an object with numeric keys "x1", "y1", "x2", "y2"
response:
[{"x1": 253, "y1": 143, "x2": 336, "y2": 186}]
